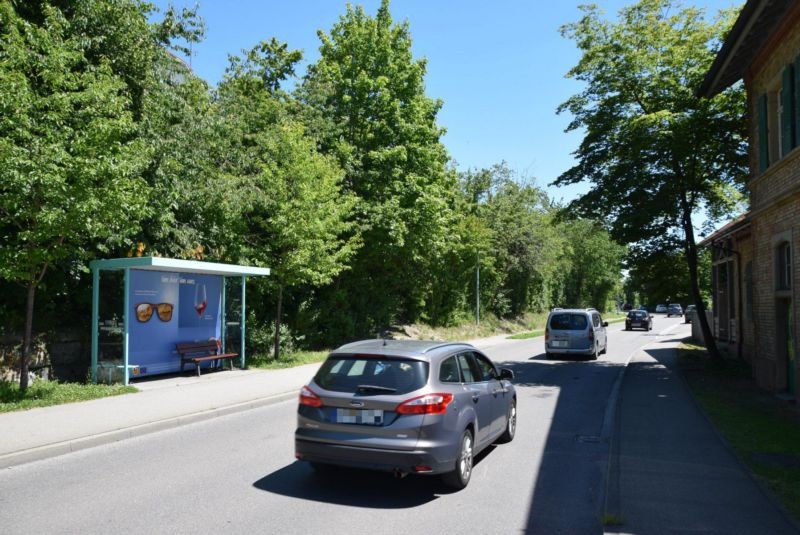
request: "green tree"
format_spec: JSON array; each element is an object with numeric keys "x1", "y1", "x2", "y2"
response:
[
  {"x1": 217, "y1": 42, "x2": 358, "y2": 358},
  {"x1": 298, "y1": 0, "x2": 454, "y2": 338},
  {"x1": 0, "y1": 2, "x2": 149, "y2": 392},
  {"x1": 457, "y1": 164, "x2": 569, "y2": 318},
  {"x1": 559, "y1": 219, "x2": 626, "y2": 311},
  {"x1": 555, "y1": 0, "x2": 746, "y2": 358},
  {"x1": 625, "y1": 245, "x2": 711, "y2": 309}
]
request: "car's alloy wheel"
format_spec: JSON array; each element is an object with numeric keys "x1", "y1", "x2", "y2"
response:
[
  {"x1": 498, "y1": 399, "x2": 516, "y2": 443},
  {"x1": 443, "y1": 430, "x2": 474, "y2": 489}
]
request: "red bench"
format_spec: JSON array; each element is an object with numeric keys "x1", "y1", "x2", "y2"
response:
[{"x1": 177, "y1": 341, "x2": 238, "y2": 376}]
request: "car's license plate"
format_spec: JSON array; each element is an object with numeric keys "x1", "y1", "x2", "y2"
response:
[
  {"x1": 632, "y1": 322, "x2": 641, "y2": 327},
  {"x1": 551, "y1": 340, "x2": 568, "y2": 348},
  {"x1": 336, "y1": 408, "x2": 384, "y2": 425}
]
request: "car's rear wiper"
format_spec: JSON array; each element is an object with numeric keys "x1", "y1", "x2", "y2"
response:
[{"x1": 356, "y1": 384, "x2": 397, "y2": 393}]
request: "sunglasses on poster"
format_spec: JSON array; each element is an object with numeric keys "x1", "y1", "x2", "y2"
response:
[{"x1": 134, "y1": 302, "x2": 174, "y2": 323}]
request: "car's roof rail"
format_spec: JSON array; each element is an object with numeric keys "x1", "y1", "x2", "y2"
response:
[{"x1": 421, "y1": 341, "x2": 469, "y2": 354}]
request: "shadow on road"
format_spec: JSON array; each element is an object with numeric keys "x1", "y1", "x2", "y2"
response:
[
  {"x1": 252, "y1": 448, "x2": 496, "y2": 508},
  {"x1": 496, "y1": 357, "x2": 625, "y2": 534}
]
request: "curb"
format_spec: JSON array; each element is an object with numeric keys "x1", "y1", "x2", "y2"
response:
[{"x1": 0, "y1": 391, "x2": 297, "y2": 470}]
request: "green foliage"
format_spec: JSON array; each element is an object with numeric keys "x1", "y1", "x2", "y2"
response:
[
  {"x1": 625, "y1": 246, "x2": 711, "y2": 307},
  {"x1": 556, "y1": 0, "x2": 746, "y2": 245},
  {"x1": 0, "y1": 0, "x2": 630, "y2": 370},
  {"x1": 298, "y1": 0, "x2": 455, "y2": 337},
  {"x1": 0, "y1": 1, "x2": 150, "y2": 281},
  {"x1": 0, "y1": 379, "x2": 137, "y2": 412},
  {"x1": 556, "y1": 0, "x2": 747, "y2": 357},
  {"x1": 245, "y1": 315, "x2": 300, "y2": 360},
  {"x1": 559, "y1": 219, "x2": 626, "y2": 311}
]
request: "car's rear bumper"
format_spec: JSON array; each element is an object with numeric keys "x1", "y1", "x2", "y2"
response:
[
  {"x1": 295, "y1": 436, "x2": 455, "y2": 474},
  {"x1": 545, "y1": 345, "x2": 594, "y2": 356}
]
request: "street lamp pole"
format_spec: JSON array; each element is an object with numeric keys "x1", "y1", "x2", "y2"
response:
[{"x1": 476, "y1": 250, "x2": 480, "y2": 325}]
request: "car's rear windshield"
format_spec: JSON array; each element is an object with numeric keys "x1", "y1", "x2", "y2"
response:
[
  {"x1": 314, "y1": 355, "x2": 429, "y2": 395},
  {"x1": 629, "y1": 311, "x2": 647, "y2": 319},
  {"x1": 549, "y1": 313, "x2": 588, "y2": 331}
]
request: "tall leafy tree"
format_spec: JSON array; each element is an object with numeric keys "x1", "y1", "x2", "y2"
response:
[
  {"x1": 217, "y1": 42, "x2": 358, "y2": 358},
  {"x1": 299, "y1": 0, "x2": 454, "y2": 337},
  {"x1": 555, "y1": 0, "x2": 746, "y2": 358},
  {"x1": 0, "y1": 2, "x2": 149, "y2": 392},
  {"x1": 559, "y1": 219, "x2": 626, "y2": 311}
]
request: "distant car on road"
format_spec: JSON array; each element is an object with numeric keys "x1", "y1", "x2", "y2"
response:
[
  {"x1": 655, "y1": 304, "x2": 667, "y2": 313},
  {"x1": 295, "y1": 339, "x2": 516, "y2": 490},
  {"x1": 625, "y1": 310, "x2": 653, "y2": 331},
  {"x1": 545, "y1": 308, "x2": 608, "y2": 360},
  {"x1": 667, "y1": 303, "x2": 683, "y2": 317},
  {"x1": 684, "y1": 304, "x2": 696, "y2": 323},
  {"x1": 622, "y1": 303, "x2": 633, "y2": 311}
]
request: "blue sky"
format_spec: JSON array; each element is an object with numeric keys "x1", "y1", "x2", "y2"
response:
[{"x1": 153, "y1": 0, "x2": 741, "y2": 204}]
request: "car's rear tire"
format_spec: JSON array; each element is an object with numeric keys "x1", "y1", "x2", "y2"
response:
[
  {"x1": 497, "y1": 399, "x2": 516, "y2": 443},
  {"x1": 591, "y1": 343, "x2": 598, "y2": 360},
  {"x1": 443, "y1": 429, "x2": 474, "y2": 489}
]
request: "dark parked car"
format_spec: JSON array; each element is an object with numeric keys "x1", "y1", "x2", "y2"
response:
[
  {"x1": 625, "y1": 310, "x2": 653, "y2": 331},
  {"x1": 684, "y1": 304, "x2": 696, "y2": 323},
  {"x1": 295, "y1": 339, "x2": 516, "y2": 490}
]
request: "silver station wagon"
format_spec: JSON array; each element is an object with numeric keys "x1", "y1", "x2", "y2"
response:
[{"x1": 295, "y1": 339, "x2": 516, "y2": 489}]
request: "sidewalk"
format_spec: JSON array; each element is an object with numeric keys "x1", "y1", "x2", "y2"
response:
[
  {"x1": 605, "y1": 340, "x2": 800, "y2": 534},
  {"x1": 0, "y1": 364, "x2": 321, "y2": 469}
]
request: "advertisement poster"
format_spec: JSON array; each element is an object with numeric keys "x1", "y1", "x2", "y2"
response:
[{"x1": 128, "y1": 270, "x2": 222, "y2": 376}]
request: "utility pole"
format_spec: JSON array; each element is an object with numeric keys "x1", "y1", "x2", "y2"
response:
[{"x1": 476, "y1": 251, "x2": 480, "y2": 325}]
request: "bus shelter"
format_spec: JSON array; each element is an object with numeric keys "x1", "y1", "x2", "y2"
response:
[{"x1": 90, "y1": 257, "x2": 270, "y2": 385}]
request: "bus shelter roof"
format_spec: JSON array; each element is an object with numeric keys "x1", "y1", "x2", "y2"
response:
[{"x1": 90, "y1": 257, "x2": 270, "y2": 277}]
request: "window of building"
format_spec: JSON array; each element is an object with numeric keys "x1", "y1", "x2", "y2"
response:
[
  {"x1": 777, "y1": 241, "x2": 792, "y2": 291},
  {"x1": 745, "y1": 261, "x2": 753, "y2": 320},
  {"x1": 758, "y1": 60, "x2": 800, "y2": 171}
]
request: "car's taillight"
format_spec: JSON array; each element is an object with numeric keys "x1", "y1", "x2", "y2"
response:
[
  {"x1": 588, "y1": 329, "x2": 594, "y2": 343},
  {"x1": 545, "y1": 327, "x2": 550, "y2": 342},
  {"x1": 299, "y1": 386, "x2": 323, "y2": 408},
  {"x1": 396, "y1": 393, "x2": 454, "y2": 415}
]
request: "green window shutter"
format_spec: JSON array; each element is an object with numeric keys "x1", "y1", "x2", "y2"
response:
[
  {"x1": 759, "y1": 93, "x2": 769, "y2": 172},
  {"x1": 782, "y1": 64, "x2": 794, "y2": 155},
  {"x1": 794, "y1": 55, "x2": 800, "y2": 148}
]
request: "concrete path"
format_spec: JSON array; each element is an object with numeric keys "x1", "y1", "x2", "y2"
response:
[{"x1": 605, "y1": 340, "x2": 799, "y2": 534}]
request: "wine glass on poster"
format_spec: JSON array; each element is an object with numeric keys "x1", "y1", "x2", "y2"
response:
[{"x1": 194, "y1": 283, "x2": 207, "y2": 318}]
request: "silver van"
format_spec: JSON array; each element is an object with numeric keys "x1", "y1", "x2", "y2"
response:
[{"x1": 545, "y1": 308, "x2": 608, "y2": 360}]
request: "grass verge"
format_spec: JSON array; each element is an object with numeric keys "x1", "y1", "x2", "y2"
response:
[
  {"x1": 678, "y1": 341, "x2": 800, "y2": 521},
  {"x1": 246, "y1": 350, "x2": 329, "y2": 370},
  {"x1": 0, "y1": 380, "x2": 137, "y2": 413}
]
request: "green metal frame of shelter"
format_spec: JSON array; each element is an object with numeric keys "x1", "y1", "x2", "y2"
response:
[{"x1": 90, "y1": 257, "x2": 270, "y2": 385}]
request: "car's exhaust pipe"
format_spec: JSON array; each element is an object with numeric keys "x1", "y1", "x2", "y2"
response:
[{"x1": 393, "y1": 468, "x2": 407, "y2": 479}]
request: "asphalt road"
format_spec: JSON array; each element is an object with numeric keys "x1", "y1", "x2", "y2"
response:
[{"x1": 0, "y1": 316, "x2": 689, "y2": 534}]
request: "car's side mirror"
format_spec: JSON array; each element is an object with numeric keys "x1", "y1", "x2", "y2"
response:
[
  {"x1": 602, "y1": 322, "x2": 609, "y2": 327},
  {"x1": 499, "y1": 368, "x2": 514, "y2": 380}
]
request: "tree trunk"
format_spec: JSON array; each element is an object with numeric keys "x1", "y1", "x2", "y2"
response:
[
  {"x1": 680, "y1": 195, "x2": 722, "y2": 361},
  {"x1": 273, "y1": 284, "x2": 283, "y2": 361},
  {"x1": 20, "y1": 282, "x2": 36, "y2": 393}
]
